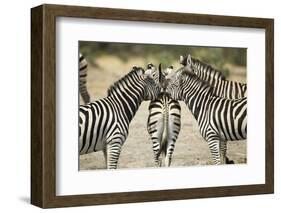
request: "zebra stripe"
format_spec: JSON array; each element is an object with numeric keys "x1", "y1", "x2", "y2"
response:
[
  {"x1": 79, "y1": 65, "x2": 161, "y2": 169},
  {"x1": 147, "y1": 93, "x2": 181, "y2": 167},
  {"x1": 180, "y1": 54, "x2": 247, "y2": 99},
  {"x1": 167, "y1": 67, "x2": 247, "y2": 165},
  {"x1": 79, "y1": 53, "x2": 91, "y2": 104},
  {"x1": 147, "y1": 64, "x2": 181, "y2": 167}
]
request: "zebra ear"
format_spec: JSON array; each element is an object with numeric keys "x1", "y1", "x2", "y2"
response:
[
  {"x1": 158, "y1": 63, "x2": 163, "y2": 84},
  {"x1": 132, "y1": 65, "x2": 138, "y2": 70},
  {"x1": 147, "y1": 63, "x2": 154, "y2": 69},
  {"x1": 179, "y1": 55, "x2": 185, "y2": 65},
  {"x1": 187, "y1": 54, "x2": 192, "y2": 66}
]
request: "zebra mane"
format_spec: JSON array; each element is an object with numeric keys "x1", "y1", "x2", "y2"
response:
[
  {"x1": 188, "y1": 56, "x2": 226, "y2": 80},
  {"x1": 107, "y1": 67, "x2": 142, "y2": 96},
  {"x1": 179, "y1": 66, "x2": 214, "y2": 94}
]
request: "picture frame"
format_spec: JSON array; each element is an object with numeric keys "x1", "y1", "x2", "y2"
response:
[{"x1": 31, "y1": 4, "x2": 274, "y2": 208}]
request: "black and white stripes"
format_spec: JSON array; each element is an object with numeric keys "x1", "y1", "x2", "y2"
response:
[
  {"x1": 166, "y1": 67, "x2": 247, "y2": 165},
  {"x1": 79, "y1": 52, "x2": 247, "y2": 168},
  {"x1": 79, "y1": 65, "x2": 161, "y2": 169},
  {"x1": 147, "y1": 65, "x2": 181, "y2": 167},
  {"x1": 79, "y1": 53, "x2": 91, "y2": 104},
  {"x1": 180, "y1": 54, "x2": 247, "y2": 99}
]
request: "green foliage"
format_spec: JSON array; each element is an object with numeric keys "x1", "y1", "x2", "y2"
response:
[{"x1": 79, "y1": 41, "x2": 246, "y2": 74}]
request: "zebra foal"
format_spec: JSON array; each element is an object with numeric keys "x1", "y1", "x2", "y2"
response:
[
  {"x1": 166, "y1": 67, "x2": 247, "y2": 165},
  {"x1": 147, "y1": 64, "x2": 181, "y2": 167},
  {"x1": 79, "y1": 65, "x2": 161, "y2": 169}
]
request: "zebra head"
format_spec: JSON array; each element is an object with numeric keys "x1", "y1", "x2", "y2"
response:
[
  {"x1": 159, "y1": 64, "x2": 174, "y2": 78},
  {"x1": 135, "y1": 64, "x2": 161, "y2": 101},
  {"x1": 179, "y1": 54, "x2": 198, "y2": 75},
  {"x1": 166, "y1": 66, "x2": 194, "y2": 101},
  {"x1": 146, "y1": 63, "x2": 160, "y2": 83},
  {"x1": 158, "y1": 64, "x2": 174, "y2": 91}
]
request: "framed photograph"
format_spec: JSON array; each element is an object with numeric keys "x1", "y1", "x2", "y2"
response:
[{"x1": 31, "y1": 4, "x2": 274, "y2": 208}]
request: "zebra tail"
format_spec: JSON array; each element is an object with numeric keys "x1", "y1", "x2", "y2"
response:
[
  {"x1": 160, "y1": 137, "x2": 168, "y2": 165},
  {"x1": 160, "y1": 105, "x2": 169, "y2": 165}
]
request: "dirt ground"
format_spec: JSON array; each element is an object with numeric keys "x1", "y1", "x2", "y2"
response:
[{"x1": 79, "y1": 56, "x2": 247, "y2": 170}]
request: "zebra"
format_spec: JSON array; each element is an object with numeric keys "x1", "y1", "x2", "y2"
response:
[
  {"x1": 147, "y1": 64, "x2": 181, "y2": 167},
  {"x1": 179, "y1": 54, "x2": 247, "y2": 99},
  {"x1": 79, "y1": 65, "x2": 161, "y2": 169},
  {"x1": 79, "y1": 53, "x2": 91, "y2": 104},
  {"x1": 166, "y1": 66, "x2": 247, "y2": 165}
]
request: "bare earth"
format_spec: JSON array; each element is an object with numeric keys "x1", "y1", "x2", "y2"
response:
[{"x1": 80, "y1": 56, "x2": 247, "y2": 170}]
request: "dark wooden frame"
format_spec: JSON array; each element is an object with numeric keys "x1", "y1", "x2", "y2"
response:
[{"x1": 31, "y1": 4, "x2": 274, "y2": 208}]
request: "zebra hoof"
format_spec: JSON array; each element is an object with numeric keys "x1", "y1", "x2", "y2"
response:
[{"x1": 226, "y1": 157, "x2": 235, "y2": 164}]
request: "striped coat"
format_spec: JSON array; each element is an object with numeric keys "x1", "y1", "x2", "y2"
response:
[
  {"x1": 147, "y1": 64, "x2": 181, "y2": 167},
  {"x1": 180, "y1": 54, "x2": 247, "y2": 99},
  {"x1": 167, "y1": 67, "x2": 247, "y2": 165},
  {"x1": 79, "y1": 65, "x2": 161, "y2": 169},
  {"x1": 79, "y1": 53, "x2": 91, "y2": 103}
]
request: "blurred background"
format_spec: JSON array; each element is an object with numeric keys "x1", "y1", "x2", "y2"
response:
[
  {"x1": 79, "y1": 41, "x2": 247, "y2": 170},
  {"x1": 80, "y1": 41, "x2": 246, "y2": 80}
]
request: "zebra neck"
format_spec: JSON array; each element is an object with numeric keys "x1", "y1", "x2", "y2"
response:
[
  {"x1": 195, "y1": 67, "x2": 224, "y2": 83},
  {"x1": 183, "y1": 79, "x2": 211, "y2": 120},
  {"x1": 192, "y1": 58, "x2": 224, "y2": 82},
  {"x1": 109, "y1": 82, "x2": 144, "y2": 122}
]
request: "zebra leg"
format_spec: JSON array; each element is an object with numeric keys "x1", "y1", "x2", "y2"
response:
[
  {"x1": 152, "y1": 140, "x2": 161, "y2": 167},
  {"x1": 207, "y1": 138, "x2": 221, "y2": 165},
  {"x1": 105, "y1": 140, "x2": 122, "y2": 169},
  {"x1": 226, "y1": 157, "x2": 235, "y2": 164},
  {"x1": 219, "y1": 141, "x2": 234, "y2": 164},
  {"x1": 219, "y1": 140, "x2": 227, "y2": 164},
  {"x1": 103, "y1": 148, "x2": 107, "y2": 168},
  {"x1": 164, "y1": 152, "x2": 172, "y2": 167},
  {"x1": 164, "y1": 142, "x2": 175, "y2": 167}
]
